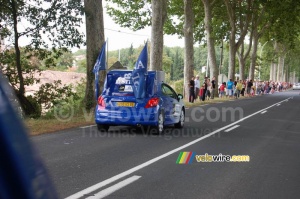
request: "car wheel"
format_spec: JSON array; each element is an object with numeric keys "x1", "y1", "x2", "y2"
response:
[
  {"x1": 152, "y1": 110, "x2": 164, "y2": 134},
  {"x1": 97, "y1": 124, "x2": 109, "y2": 132},
  {"x1": 175, "y1": 108, "x2": 185, "y2": 128}
]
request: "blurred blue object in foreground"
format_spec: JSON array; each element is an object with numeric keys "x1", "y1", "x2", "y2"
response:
[{"x1": 0, "y1": 72, "x2": 58, "y2": 199}]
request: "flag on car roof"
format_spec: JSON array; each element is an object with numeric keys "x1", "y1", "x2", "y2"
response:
[
  {"x1": 93, "y1": 41, "x2": 106, "y2": 100},
  {"x1": 93, "y1": 41, "x2": 106, "y2": 72},
  {"x1": 131, "y1": 42, "x2": 148, "y2": 99}
]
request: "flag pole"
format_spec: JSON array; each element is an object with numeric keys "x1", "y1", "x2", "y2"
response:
[{"x1": 106, "y1": 37, "x2": 108, "y2": 69}]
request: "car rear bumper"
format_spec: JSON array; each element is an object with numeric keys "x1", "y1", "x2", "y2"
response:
[{"x1": 95, "y1": 106, "x2": 159, "y2": 126}]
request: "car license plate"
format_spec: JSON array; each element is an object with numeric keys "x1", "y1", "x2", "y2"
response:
[{"x1": 116, "y1": 102, "x2": 135, "y2": 107}]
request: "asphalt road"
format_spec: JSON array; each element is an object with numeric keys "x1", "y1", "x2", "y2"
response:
[{"x1": 31, "y1": 90, "x2": 300, "y2": 199}]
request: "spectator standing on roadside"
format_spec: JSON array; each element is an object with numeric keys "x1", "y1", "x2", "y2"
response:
[
  {"x1": 236, "y1": 80, "x2": 242, "y2": 98},
  {"x1": 257, "y1": 82, "x2": 262, "y2": 95},
  {"x1": 206, "y1": 78, "x2": 211, "y2": 100},
  {"x1": 233, "y1": 81, "x2": 237, "y2": 98},
  {"x1": 199, "y1": 84, "x2": 205, "y2": 101},
  {"x1": 246, "y1": 79, "x2": 253, "y2": 97},
  {"x1": 226, "y1": 79, "x2": 234, "y2": 98},
  {"x1": 202, "y1": 77, "x2": 208, "y2": 101},
  {"x1": 241, "y1": 80, "x2": 246, "y2": 96},
  {"x1": 219, "y1": 82, "x2": 226, "y2": 98},
  {"x1": 194, "y1": 75, "x2": 200, "y2": 101},
  {"x1": 261, "y1": 81, "x2": 265, "y2": 94},
  {"x1": 189, "y1": 76, "x2": 195, "y2": 103},
  {"x1": 264, "y1": 81, "x2": 269, "y2": 94},
  {"x1": 211, "y1": 76, "x2": 216, "y2": 99}
]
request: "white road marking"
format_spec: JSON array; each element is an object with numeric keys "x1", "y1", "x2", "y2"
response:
[
  {"x1": 80, "y1": 125, "x2": 96, "y2": 129},
  {"x1": 224, "y1": 125, "x2": 240, "y2": 132},
  {"x1": 277, "y1": 104, "x2": 281, "y2": 106},
  {"x1": 86, "y1": 176, "x2": 141, "y2": 199},
  {"x1": 65, "y1": 97, "x2": 291, "y2": 199},
  {"x1": 261, "y1": 110, "x2": 267, "y2": 114}
]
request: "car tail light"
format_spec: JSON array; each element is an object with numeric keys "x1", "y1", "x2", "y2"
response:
[
  {"x1": 145, "y1": 97, "x2": 159, "y2": 108},
  {"x1": 97, "y1": 96, "x2": 106, "y2": 108}
]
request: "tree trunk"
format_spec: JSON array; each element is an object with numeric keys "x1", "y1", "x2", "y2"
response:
[
  {"x1": 249, "y1": 33, "x2": 258, "y2": 80},
  {"x1": 150, "y1": 0, "x2": 166, "y2": 71},
  {"x1": 228, "y1": 33, "x2": 236, "y2": 80},
  {"x1": 202, "y1": 0, "x2": 218, "y2": 95},
  {"x1": 183, "y1": 0, "x2": 194, "y2": 99},
  {"x1": 84, "y1": 0, "x2": 105, "y2": 110},
  {"x1": 269, "y1": 62, "x2": 273, "y2": 81},
  {"x1": 237, "y1": 54, "x2": 245, "y2": 80},
  {"x1": 278, "y1": 56, "x2": 284, "y2": 82},
  {"x1": 11, "y1": 0, "x2": 24, "y2": 96},
  {"x1": 273, "y1": 63, "x2": 277, "y2": 81}
]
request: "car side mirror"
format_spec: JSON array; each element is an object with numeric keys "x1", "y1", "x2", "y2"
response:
[{"x1": 178, "y1": 94, "x2": 183, "y2": 100}]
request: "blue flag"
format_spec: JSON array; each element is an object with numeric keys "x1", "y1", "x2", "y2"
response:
[
  {"x1": 93, "y1": 42, "x2": 106, "y2": 100},
  {"x1": 131, "y1": 42, "x2": 148, "y2": 99},
  {"x1": 93, "y1": 42, "x2": 106, "y2": 73}
]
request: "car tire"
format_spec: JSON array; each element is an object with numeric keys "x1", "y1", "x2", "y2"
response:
[
  {"x1": 97, "y1": 124, "x2": 109, "y2": 132},
  {"x1": 175, "y1": 108, "x2": 185, "y2": 128},
  {"x1": 152, "y1": 110, "x2": 164, "y2": 134}
]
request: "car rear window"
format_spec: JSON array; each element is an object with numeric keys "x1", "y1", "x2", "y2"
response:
[
  {"x1": 103, "y1": 72, "x2": 155, "y2": 97},
  {"x1": 115, "y1": 77, "x2": 133, "y2": 92},
  {"x1": 107, "y1": 73, "x2": 134, "y2": 96}
]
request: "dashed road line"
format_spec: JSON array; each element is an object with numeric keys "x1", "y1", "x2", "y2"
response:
[
  {"x1": 80, "y1": 125, "x2": 96, "y2": 129},
  {"x1": 224, "y1": 125, "x2": 240, "y2": 132},
  {"x1": 86, "y1": 176, "x2": 141, "y2": 199}
]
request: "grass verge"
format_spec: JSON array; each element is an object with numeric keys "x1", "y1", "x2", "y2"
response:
[{"x1": 25, "y1": 116, "x2": 94, "y2": 136}]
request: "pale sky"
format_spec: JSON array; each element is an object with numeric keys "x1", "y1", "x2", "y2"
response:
[
  {"x1": 7, "y1": 2, "x2": 185, "y2": 52},
  {"x1": 94, "y1": 8, "x2": 185, "y2": 51}
]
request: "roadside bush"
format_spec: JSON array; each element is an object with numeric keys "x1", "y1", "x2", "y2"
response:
[
  {"x1": 40, "y1": 79, "x2": 86, "y2": 119},
  {"x1": 35, "y1": 80, "x2": 79, "y2": 109},
  {"x1": 174, "y1": 79, "x2": 184, "y2": 94},
  {"x1": 26, "y1": 95, "x2": 42, "y2": 118}
]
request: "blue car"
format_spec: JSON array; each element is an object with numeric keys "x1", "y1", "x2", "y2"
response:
[{"x1": 95, "y1": 70, "x2": 185, "y2": 134}]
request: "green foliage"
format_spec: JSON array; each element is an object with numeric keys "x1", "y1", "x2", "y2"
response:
[
  {"x1": 42, "y1": 79, "x2": 86, "y2": 119},
  {"x1": 73, "y1": 49, "x2": 86, "y2": 56},
  {"x1": 106, "y1": 0, "x2": 152, "y2": 31},
  {"x1": 55, "y1": 51, "x2": 74, "y2": 70},
  {"x1": 0, "y1": 49, "x2": 41, "y2": 91},
  {"x1": 76, "y1": 59, "x2": 87, "y2": 73},
  {"x1": 26, "y1": 95, "x2": 42, "y2": 119},
  {"x1": 167, "y1": 47, "x2": 184, "y2": 81},
  {"x1": 173, "y1": 79, "x2": 184, "y2": 95},
  {"x1": 35, "y1": 80, "x2": 79, "y2": 110},
  {"x1": 0, "y1": 0, "x2": 85, "y2": 116},
  {"x1": 165, "y1": 73, "x2": 171, "y2": 84},
  {"x1": 1, "y1": 0, "x2": 85, "y2": 49}
]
